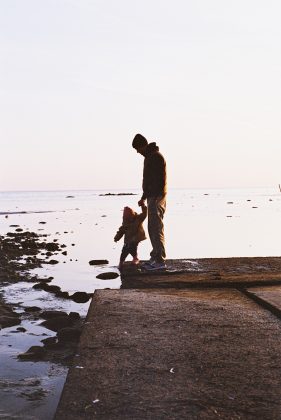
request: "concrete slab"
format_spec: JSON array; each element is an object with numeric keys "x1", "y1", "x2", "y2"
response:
[
  {"x1": 55, "y1": 289, "x2": 281, "y2": 419},
  {"x1": 245, "y1": 285, "x2": 281, "y2": 317},
  {"x1": 121, "y1": 257, "x2": 281, "y2": 289}
]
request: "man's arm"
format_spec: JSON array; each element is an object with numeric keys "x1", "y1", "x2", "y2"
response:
[{"x1": 138, "y1": 198, "x2": 146, "y2": 207}]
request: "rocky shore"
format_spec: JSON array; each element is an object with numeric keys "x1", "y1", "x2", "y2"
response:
[{"x1": 0, "y1": 228, "x2": 86, "y2": 364}]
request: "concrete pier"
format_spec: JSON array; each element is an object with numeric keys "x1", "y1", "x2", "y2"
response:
[{"x1": 55, "y1": 257, "x2": 281, "y2": 419}]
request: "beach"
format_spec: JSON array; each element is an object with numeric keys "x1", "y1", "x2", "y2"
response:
[{"x1": 0, "y1": 187, "x2": 280, "y2": 418}]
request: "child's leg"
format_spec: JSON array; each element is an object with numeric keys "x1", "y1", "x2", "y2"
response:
[
  {"x1": 128, "y1": 243, "x2": 139, "y2": 265},
  {"x1": 128, "y1": 242, "x2": 138, "y2": 257},
  {"x1": 120, "y1": 243, "x2": 130, "y2": 264}
]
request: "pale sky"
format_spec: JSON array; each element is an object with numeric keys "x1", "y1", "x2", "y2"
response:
[{"x1": 0, "y1": 0, "x2": 280, "y2": 191}]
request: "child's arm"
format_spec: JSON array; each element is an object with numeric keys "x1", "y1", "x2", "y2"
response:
[
  {"x1": 137, "y1": 204, "x2": 147, "y2": 222},
  {"x1": 114, "y1": 226, "x2": 125, "y2": 242}
]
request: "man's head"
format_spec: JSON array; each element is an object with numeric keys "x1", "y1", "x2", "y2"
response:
[{"x1": 132, "y1": 133, "x2": 148, "y2": 156}]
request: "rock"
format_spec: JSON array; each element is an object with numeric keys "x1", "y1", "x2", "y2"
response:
[
  {"x1": 41, "y1": 316, "x2": 73, "y2": 332},
  {"x1": 15, "y1": 228, "x2": 23, "y2": 232},
  {"x1": 55, "y1": 291, "x2": 70, "y2": 299},
  {"x1": 10, "y1": 224, "x2": 20, "y2": 227},
  {"x1": 36, "y1": 277, "x2": 52, "y2": 283},
  {"x1": 45, "y1": 259, "x2": 59, "y2": 265},
  {"x1": 0, "y1": 315, "x2": 21, "y2": 329},
  {"x1": 57, "y1": 327, "x2": 82, "y2": 342},
  {"x1": 18, "y1": 346, "x2": 45, "y2": 360},
  {"x1": 99, "y1": 192, "x2": 137, "y2": 196},
  {"x1": 33, "y1": 282, "x2": 49, "y2": 290},
  {"x1": 41, "y1": 336, "x2": 58, "y2": 347},
  {"x1": 17, "y1": 327, "x2": 27, "y2": 332},
  {"x1": 44, "y1": 284, "x2": 61, "y2": 294},
  {"x1": 89, "y1": 259, "x2": 109, "y2": 265},
  {"x1": 24, "y1": 306, "x2": 41, "y2": 313},
  {"x1": 96, "y1": 272, "x2": 119, "y2": 280},
  {"x1": 62, "y1": 251, "x2": 67, "y2": 256},
  {"x1": 40, "y1": 310, "x2": 68, "y2": 319},
  {"x1": 45, "y1": 242, "x2": 60, "y2": 252},
  {"x1": 70, "y1": 292, "x2": 91, "y2": 303},
  {"x1": 69, "y1": 312, "x2": 80, "y2": 321},
  {"x1": 66, "y1": 196, "x2": 75, "y2": 198},
  {"x1": 39, "y1": 221, "x2": 46, "y2": 224}
]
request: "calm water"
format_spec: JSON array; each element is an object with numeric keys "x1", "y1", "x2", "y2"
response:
[{"x1": 0, "y1": 187, "x2": 280, "y2": 418}]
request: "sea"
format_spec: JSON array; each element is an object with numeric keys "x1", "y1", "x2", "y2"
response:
[{"x1": 0, "y1": 187, "x2": 280, "y2": 418}]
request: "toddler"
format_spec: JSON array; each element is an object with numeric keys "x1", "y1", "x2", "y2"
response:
[{"x1": 114, "y1": 204, "x2": 147, "y2": 269}]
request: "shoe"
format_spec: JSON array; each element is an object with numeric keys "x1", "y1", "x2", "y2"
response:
[
  {"x1": 132, "y1": 257, "x2": 140, "y2": 265},
  {"x1": 141, "y1": 259, "x2": 156, "y2": 268},
  {"x1": 144, "y1": 261, "x2": 167, "y2": 271}
]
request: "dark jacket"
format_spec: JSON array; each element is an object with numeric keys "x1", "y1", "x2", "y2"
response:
[
  {"x1": 114, "y1": 206, "x2": 147, "y2": 244},
  {"x1": 141, "y1": 142, "x2": 167, "y2": 200}
]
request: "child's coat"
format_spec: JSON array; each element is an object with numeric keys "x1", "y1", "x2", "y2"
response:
[{"x1": 114, "y1": 206, "x2": 147, "y2": 244}]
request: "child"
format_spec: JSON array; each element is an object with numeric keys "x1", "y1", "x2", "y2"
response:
[{"x1": 114, "y1": 204, "x2": 147, "y2": 269}]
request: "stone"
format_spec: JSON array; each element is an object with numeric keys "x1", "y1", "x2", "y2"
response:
[
  {"x1": 69, "y1": 312, "x2": 80, "y2": 321},
  {"x1": 70, "y1": 292, "x2": 91, "y2": 303},
  {"x1": 45, "y1": 242, "x2": 60, "y2": 252},
  {"x1": 55, "y1": 291, "x2": 70, "y2": 299},
  {"x1": 24, "y1": 306, "x2": 41, "y2": 313},
  {"x1": 57, "y1": 327, "x2": 82, "y2": 342},
  {"x1": 16, "y1": 327, "x2": 27, "y2": 332},
  {"x1": 0, "y1": 315, "x2": 21, "y2": 329},
  {"x1": 40, "y1": 310, "x2": 68, "y2": 319},
  {"x1": 89, "y1": 259, "x2": 109, "y2": 265},
  {"x1": 18, "y1": 346, "x2": 45, "y2": 360},
  {"x1": 33, "y1": 282, "x2": 49, "y2": 290},
  {"x1": 45, "y1": 259, "x2": 59, "y2": 265},
  {"x1": 44, "y1": 284, "x2": 61, "y2": 294},
  {"x1": 41, "y1": 316, "x2": 73, "y2": 332},
  {"x1": 41, "y1": 336, "x2": 58, "y2": 347},
  {"x1": 96, "y1": 272, "x2": 119, "y2": 280}
]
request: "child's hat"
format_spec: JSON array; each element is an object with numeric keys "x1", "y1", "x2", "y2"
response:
[{"x1": 123, "y1": 206, "x2": 135, "y2": 220}]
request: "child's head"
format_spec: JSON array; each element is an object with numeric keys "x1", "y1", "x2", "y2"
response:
[{"x1": 123, "y1": 206, "x2": 136, "y2": 222}]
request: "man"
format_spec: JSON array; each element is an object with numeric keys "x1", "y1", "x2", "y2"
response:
[{"x1": 132, "y1": 133, "x2": 167, "y2": 270}]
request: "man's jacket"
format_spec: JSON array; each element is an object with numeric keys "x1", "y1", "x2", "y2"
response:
[{"x1": 141, "y1": 142, "x2": 167, "y2": 200}]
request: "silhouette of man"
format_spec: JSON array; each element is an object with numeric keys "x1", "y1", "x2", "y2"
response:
[{"x1": 132, "y1": 133, "x2": 167, "y2": 270}]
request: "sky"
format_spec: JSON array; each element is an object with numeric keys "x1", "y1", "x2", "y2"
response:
[{"x1": 0, "y1": 0, "x2": 280, "y2": 191}]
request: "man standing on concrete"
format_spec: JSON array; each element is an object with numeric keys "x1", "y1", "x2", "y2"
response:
[{"x1": 132, "y1": 133, "x2": 167, "y2": 270}]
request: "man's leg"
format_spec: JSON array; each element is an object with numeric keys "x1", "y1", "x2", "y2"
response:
[{"x1": 147, "y1": 195, "x2": 166, "y2": 263}]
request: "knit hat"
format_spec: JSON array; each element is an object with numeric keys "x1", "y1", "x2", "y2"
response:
[
  {"x1": 132, "y1": 133, "x2": 148, "y2": 149},
  {"x1": 123, "y1": 206, "x2": 135, "y2": 220}
]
